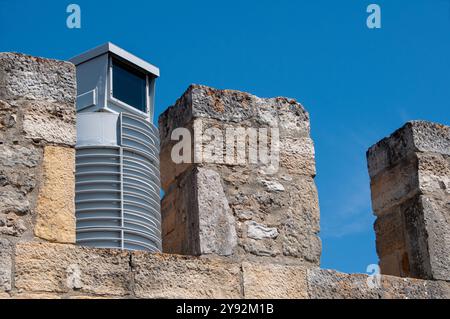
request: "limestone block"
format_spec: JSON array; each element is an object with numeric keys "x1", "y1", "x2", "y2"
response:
[
  {"x1": 242, "y1": 262, "x2": 308, "y2": 299},
  {"x1": 0, "y1": 100, "x2": 16, "y2": 132},
  {"x1": 370, "y1": 152, "x2": 450, "y2": 215},
  {"x1": 417, "y1": 152, "x2": 450, "y2": 196},
  {"x1": 0, "y1": 292, "x2": 10, "y2": 299},
  {"x1": 159, "y1": 85, "x2": 311, "y2": 181},
  {"x1": 160, "y1": 85, "x2": 321, "y2": 265},
  {"x1": 0, "y1": 186, "x2": 31, "y2": 217},
  {"x1": 246, "y1": 221, "x2": 279, "y2": 240},
  {"x1": 35, "y1": 146, "x2": 75, "y2": 244},
  {"x1": 381, "y1": 275, "x2": 450, "y2": 299},
  {"x1": 368, "y1": 121, "x2": 450, "y2": 281},
  {"x1": 306, "y1": 269, "x2": 447, "y2": 299},
  {"x1": 367, "y1": 121, "x2": 450, "y2": 179},
  {"x1": 12, "y1": 293, "x2": 62, "y2": 299},
  {"x1": 0, "y1": 239, "x2": 12, "y2": 291},
  {"x1": 23, "y1": 100, "x2": 76, "y2": 146},
  {"x1": 307, "y1": 269, "x2": 380, "y2": 299},
  {"x1": 0, "y1": 53, "x2": 76, "y2": 105},
  {"x1": 369, "y1": 156, "x2": 419, "y2": 215},
  {"x1": 197, "y1": 167, "x2": 237, "y2": 256},
  {"x1": 0, "y1": 144, "x2": 41, "y2": 170},
  {"x1": 279, "y1": 136, "x2": 316, "y2": 176},
  {"x1": 418, "y1": 195, "x2": 450, "y2": 280},
  {"x1": 161, "y1": 171, "x2": 200, "y2": 255},
  {"x1": 132, "y1": 252, "x2": 241, "y2": 299},
  {"x1": 374, "y1": 210, "x2": 409, "y2": 277},
  {"x1": 0, "y1": 144, "x2": 41, "y2": 238},
  {"x1": 15, "y1": 242, "x2": 132, "y2": 296},
  {"x1": 162, "y1": 167, "x2": 237, "y2": 256}
]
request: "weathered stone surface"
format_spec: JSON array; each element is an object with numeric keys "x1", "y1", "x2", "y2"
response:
[
  {"x1": 35, "y1": 146, "x2": 75, "y2": 244},
  {"x1": 15, "y1": 242, "x2": 132, "y2": 296},
  {"x1": 0, "y1": 186, "x2": 31, "y2": 216},
  {"x1": 370, "y1": 156, "x2": 419, "y2": 215},
  {"x1": 160, "y1": 85, "x2": 310, "y2": 141},
  {"x1": 280, "y1": 136, "x2": 316, "y2": 176},
  {"x1": 0, "y1": 144, "x2": 42, "y2": 212},
  {"x1": 68, "y1": 295, "x2": 122, "y2": 299},
  {"x1": 0, "y1": 144, "x2": 41, "y2": 170},
  {"x1": 0, "y1": 292, "x2": 10, "y2": 299},
  {"x1": 307, "y1": 269, "x2": 380, "y2": 299},
  {"x1": 197, "y1": 168, "x2": 237, "y2": 256},
  {"x1": 261, "y1": 179, "x2": 285, "y2": 192},
  {"x1": 160, "y1": 85, "x2": 321, "y2": 266},
  {"x1": 367, "y1": 121, "x2": 450, "y2": 178},
  {"x1": 374, "y1": 209, "x2": 409, "y2": 277},
  {"x1": 161, "y1": 169, "x2": 200, "y2": 255},
  {"x1": 132, "y1": 252, "x2": 241, "y2": 299},
  {"x1": 381, "y1": 275, "x2": 450, "y2": 299},
  {"x1": 0, "y1": 239, "x2": 12, "y2": 291},
  {"x1": 417, "y1": 152, "x2": 450, "y2": 196},
  {"x1": 419, "y1": 195, "x2": 450, "y2": 280},
  {"x1": 375, "y1": 192, "x2": 450, "y2": 281},
  {"x1": 162, "y1": 167, "x2": 238, "y2": 257},
  {"x1": 306, "y1": 269, "x2": 448, "y2": 299},
  {"x1": 0, "y1": 147, "x2": 36, "y2": 238},
  {"x1": 368, "y1": 121, "x2": 450, "y2": 281},
  {"x1": 246, "y1": 221, "x2": 279, "y2": 240},
  {"x1": 0, "y1": 100, "x2": 16, "y2": 132},
  {"x1": 12, "y1": 293, "x2": 62, "y2": 299},
  {"x1": 370, "y1": 153, "x2": 450, "y2": 215},
  {"x1": 23, "y1": 100, "x2": 76, "y2": 146},
  {"x1": 242, "y1": 262, "x2": 308, "y2": 299},
  {"x1": 0, "y1": 53, "x2": 76, "y2": 105},
  {"x1": 0, "y1": 211, "x2": 28, "y2": 237}
]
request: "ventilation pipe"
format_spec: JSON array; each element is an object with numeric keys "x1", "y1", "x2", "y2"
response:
[{"x1": 70, "y1": 43, "x2": 161, "y2": 251}]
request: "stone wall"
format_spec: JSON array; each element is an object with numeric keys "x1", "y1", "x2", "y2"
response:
[
  {"x1": 367, "y1": 121, "x2": 450, "y2": 280},
  {"x1": 0, "y1": 241, "x2": 448, "y2": 299},
  {"x1": 159, "y1": 85, "x2": 321, "y2": 266},
  {"x1": 0, "y1": 52, "x2": 449, "y2": 299},
  {"x1": 0, "y1": 53, "x2": 77, "y2": 295}
]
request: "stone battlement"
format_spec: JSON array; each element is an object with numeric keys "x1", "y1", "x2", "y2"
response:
[{"x1": 0, "y1": 52, "x2": 449, "y2": 299}]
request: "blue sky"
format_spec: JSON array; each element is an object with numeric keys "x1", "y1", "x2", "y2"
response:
[{"x1": 1, "y1": 0, "x2": 449, "y2": 274}]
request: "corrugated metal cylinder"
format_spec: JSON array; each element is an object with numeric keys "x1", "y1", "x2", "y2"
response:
[{"x1": 72, "y1": 43, "x2": 162, "y2": 252}]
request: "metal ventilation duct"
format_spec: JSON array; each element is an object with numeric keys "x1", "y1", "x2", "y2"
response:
[{"x1": 71, "y1": 43, "x2": 161, "y2": 252}]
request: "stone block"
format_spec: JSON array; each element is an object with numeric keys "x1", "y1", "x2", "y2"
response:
[
  {"x1": 418, "y1": 195, "x2": 450, "y2": 280},
  {"x1": 160, "y1": 85, "x2": 321, "y2": 265},
  {"x1": 242, "y1": 262, "x2": 308, "y2": 299},
  {"x1": 132, "y1": 252, "x2": 241, "y2": 299},
  {"x1": 307, "y1": 269, "x2": 380, "y2": 299},
  {"x1": 12, "y1": 293, "x2": 62, "y2": 299},
  {"x1": 381, "y1": 275, "x2": 450, "y2": 299},
  {"x1": 35, "y1": 146, "x2": 75, "y2": 244},
  {"x1": 369, "y1": 156, "x2": 419, "y2": 215},
  {"x1": 0, "y1": 292, "x2": 10, "y2": 299},
  {"x1": 0, "y1": 239, "x2": 12, "y2": 291},
  {"x1": 367, "y1": 121, "x2": 450, "y2": 179},
  {"x1": 159, "y1": 85, "x2": 310, "y2": 133},
  {"x1": 23, "y1": 100, "x2": 76, "y2": 146},
  {"x1": 307, "y1": 268, "x2": 450, "y2": 299},
  {"x1": 162, "y1": 167, "x2": 237, "y2": 256},
  {"x1": 0, "y1": 100, "x2": 17, "y2": 133},
  {"x1": 368, "y1": 121, "x2": 450, "y2": 281},
  {"x1": 15, "y1": 242, "x2": 132, "y2": 296},
  {"x1": 417, "y1": 152, "x2": 450, "y2": 196},
  {"x1": 0, "y1": 53, "x2": 76, "y2": 105}
]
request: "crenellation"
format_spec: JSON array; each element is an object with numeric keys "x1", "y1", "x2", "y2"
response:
[
  {"x1": 368, "y1": 121, "x2": 450, "y2": 281},
  {"x1": 159, "y1": 85, "x2": 321, "y2": 266}
]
